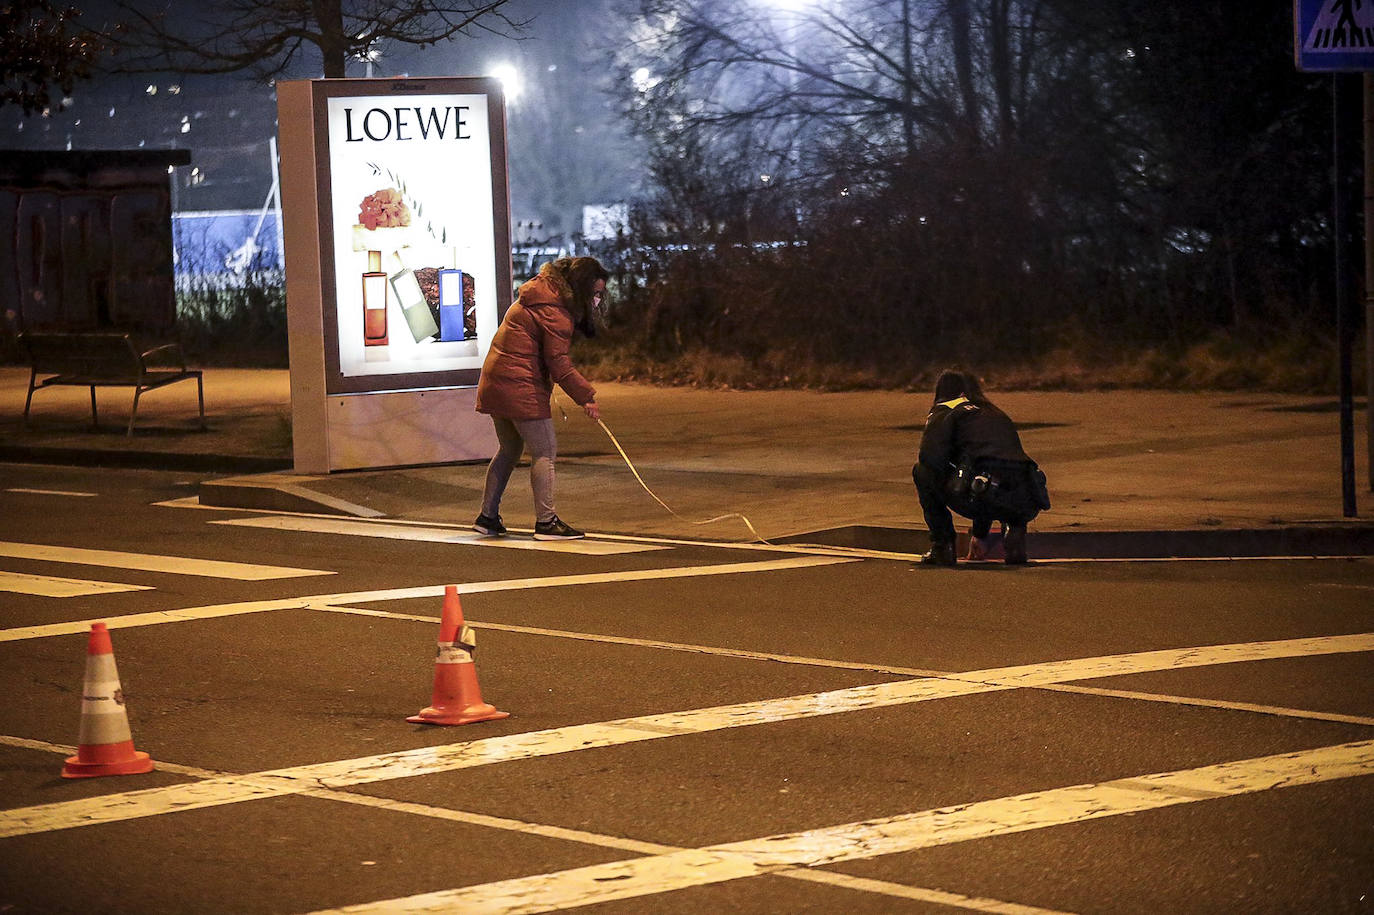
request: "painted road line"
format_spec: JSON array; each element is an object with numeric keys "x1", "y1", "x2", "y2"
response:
[
  {"x1": 3, "y1": 632, "x2": 1370, "y2": 839},
  {"x1": 312, "y1": 740, "x2": 1374, "y2": 914},
  {"x1": 0, "y1": 598, "x2": 314, "y2": 643},
  {"x1": 162, "y1": 499, "x2": 1374, "y2": 564},
  {"x1": 0, "y1": 557, "x2": 855, "y2": 642},
  {"x1": 4, "y1": 488, "x2": 97, "y2": 497},
  {"x1": 317, "y1": 605, "x2": 1374, "y2": 728},
  {"x1": 1040, "y1": 682, "x2": 1374, "y2": 727},
  {"x1": 315, "y1": 604, "x2": 949, "y2": 678},
  {"x1": 0, "y1": 571, "x2": 153, "y2": 597},
  {"x1": 0, "y1": 736, "x2": 1069, "y2": 914},
  {"x1": 211, "y1": 516, "x2": 669, "y2": 555},
  {"x1": 780, "y1": 870, "x2": 1079, "y2": 914},
  {"x1": 0, "y1": 542, "x2": 333, "y2": 580}
]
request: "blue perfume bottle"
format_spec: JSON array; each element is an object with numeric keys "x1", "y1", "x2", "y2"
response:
[{"x1": 438, "y1": 252, "x2": 465, "y2": 341}]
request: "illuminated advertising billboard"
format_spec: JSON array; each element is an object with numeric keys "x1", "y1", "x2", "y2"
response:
[{"x1": 298, "y1": 78, "x2": 511, "y2": 395}]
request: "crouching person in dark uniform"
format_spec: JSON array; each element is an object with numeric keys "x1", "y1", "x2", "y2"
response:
[{"x1": 912, "y1": 369, "x2": 1050, "y2": 566}]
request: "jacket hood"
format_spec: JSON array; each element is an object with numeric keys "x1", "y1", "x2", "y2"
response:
[{"x1": 516, "y1": 266, "x2": 574, "y2": 310}]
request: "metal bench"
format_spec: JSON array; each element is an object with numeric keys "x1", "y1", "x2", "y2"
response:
[{"x1": 19, "y1": 332, "x2": 205, "y2": 436}]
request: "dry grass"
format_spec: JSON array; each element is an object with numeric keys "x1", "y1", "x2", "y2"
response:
[{"x1": 582, "y1": 328, "x2": 1367, "y2": 394}]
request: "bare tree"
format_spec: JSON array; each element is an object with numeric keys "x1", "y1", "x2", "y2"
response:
[
  {"x1": 104, "y1": 0, "x2": 526, "y2": 80},
  {"x1": 2, "y1": 1, "x2": 113, "y2": 115}
]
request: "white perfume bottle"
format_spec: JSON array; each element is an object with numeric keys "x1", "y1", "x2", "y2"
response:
[{"x1": 390, "y1": 249, "x2": 438, "y2": 343}]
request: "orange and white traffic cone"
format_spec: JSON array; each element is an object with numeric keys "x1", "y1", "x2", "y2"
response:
[
  {"x1": 407, "y1": 586, "x2": 509, "y2": 726},
  {"x1": 62, "y1": 622, "x2": 155, "y2": 778}
]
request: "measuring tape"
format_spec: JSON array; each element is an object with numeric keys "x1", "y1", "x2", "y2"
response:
[
  {"x1": 551, "y1": 393, "x2": 770, "y2": 543},
  {"x1": 595, "y1": 418, "x2": 771, "y2": 544}
]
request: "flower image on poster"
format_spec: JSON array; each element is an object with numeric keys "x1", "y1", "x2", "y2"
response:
[{"x1": 325, "y1": 93, "x2": 499, "y2": 379}]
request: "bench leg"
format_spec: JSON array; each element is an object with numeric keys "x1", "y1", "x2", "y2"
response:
[
  {"x1": 90, "y1": 386, "x2": 99, "y2": 430},
  {"x1": 127, "y1": 388, "x2": 142, "y2": 437},
  {"x1": 197, "y1": 375, "x2": 207, "y2": 430}
]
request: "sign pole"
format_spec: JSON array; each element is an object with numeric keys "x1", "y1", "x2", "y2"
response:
[
  {"x1": 1335, "y1": 73, "x2": 1358, "y2": 517},
  {"x1": 1365, "y1": 74, "x2": 1374, "y2": 494},
  {"x1": 1297, "y1": 0, "x2": 1370, "y2": 514}
]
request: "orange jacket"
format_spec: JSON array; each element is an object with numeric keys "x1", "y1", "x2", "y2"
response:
[{"x1": 475, "y1": 274, "x2": 596, "y2": 420}]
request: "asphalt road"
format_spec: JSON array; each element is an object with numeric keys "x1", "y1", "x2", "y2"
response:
[{"x1": 0, "y1": 463, "x2": 1371, "y2": 914}]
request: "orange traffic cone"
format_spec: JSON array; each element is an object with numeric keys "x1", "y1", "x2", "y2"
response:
[
  {"x1": 407, "y1": 586, "x2": 509, "y2": 726},
  {"x1": 62, "y1": 623, "x2": 155, "y2": 778}
]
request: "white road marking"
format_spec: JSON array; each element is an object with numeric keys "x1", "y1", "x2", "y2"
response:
[
  {"x1": 211, "y1": 516, "x2": 669, "y2": 555},
  {"x1": 1039, "y1": 682, "x2": 1374, "y2": 727},
  {"x1": 0, "y1": 571, "x2": 153, "y2": 597},
  {"x1": 0, "y1": 542, "x2": 332, "y2": 580},
  {"x1": 313, "y1": 740, "x2": 1374, "y2": 914},
  {"x1": 320, "y1": 604, "x2": 1374, "y2": 728},
  {"x1": 0, "y1": 556, "x2": 856, "y2": 642},
  {"x1": 315, "y1": 603, "x2": 950, "y2": 677},
  {"x1": 4, "y1": 488, "x2": 97, "y2": 498},
  {"x1": 3, "y1": 632, "x2": 1369, "y2": 839},
  {"x1": 0, "y1": 735, "x2": 1069, "y2": 914},
  {"x1": 154, "y1": 497, "x2": 1374, "y2": 563}
]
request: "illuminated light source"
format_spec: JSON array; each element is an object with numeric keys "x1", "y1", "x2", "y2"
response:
[
  {"x1": 632, "y1": 67, "x2": 659, "y2": 93},
  {"x1": 490, "y1": 63, "x2": 521, "y2": 102}
]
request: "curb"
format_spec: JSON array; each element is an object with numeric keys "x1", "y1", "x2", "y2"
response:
[
  {"x1": 199, "y1": 474, "x2": 383, "y2": 517},
  {"x1": 778, "y1": 524, "x2": 1374, "y2": 559},
  {"x1": 0, "y1": 445, "x2": 290, "y2": 475}
]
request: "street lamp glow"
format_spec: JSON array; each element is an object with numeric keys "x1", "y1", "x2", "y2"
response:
[
  {"x1": 632, "y1": 67, "x2": 658, "y2": 93},
  {"x1": 490, "y1": 63, "x2": 521, "y2": 102}
]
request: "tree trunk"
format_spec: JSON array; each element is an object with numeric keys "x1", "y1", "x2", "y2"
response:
[
  {"x1": 948, "y1": 0, "x2": 980, "y2": 145},
  {"x1": 312, "y1": 0, "x2": 348, "y2": 78}
]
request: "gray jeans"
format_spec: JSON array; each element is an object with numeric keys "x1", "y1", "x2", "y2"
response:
[{"x1": 480, "y1": 416, "x2": 557, "y2": 523}]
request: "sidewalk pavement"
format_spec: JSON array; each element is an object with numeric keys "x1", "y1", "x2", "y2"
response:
[{"x1": 2, "y1": 365, "x2": 1371, "y2": 558}]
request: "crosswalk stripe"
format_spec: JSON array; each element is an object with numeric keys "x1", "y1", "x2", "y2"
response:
[
  {"x1": 207, "y1": 513, "x2": 670, "y2": 555},
  {"x1": 0, "y1": 557, "x2": 856, "y2": 642},
  {"x1": 0, "y1": 542, "x2": 333, "y2": 580},
  {"x1": 0, "y1": 735, "x2": 1072, "y2": 914},
  {"x1": 1, "y1": 632, "x2": 1368, "y2": 839},
  {"x1": 210, "y1": 516, "x2": 669, "y2": 555},
  {"x1": 0, "y1": 571, "x2": 153, "y2": 597},
  {"x1": 311, "y1": 740, "x2": 1374, "y2": 914}
]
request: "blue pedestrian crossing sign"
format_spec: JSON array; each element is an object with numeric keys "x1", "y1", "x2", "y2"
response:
[{"x1": 1296, "y1": 0, "x2": 1374, "y2": 71}]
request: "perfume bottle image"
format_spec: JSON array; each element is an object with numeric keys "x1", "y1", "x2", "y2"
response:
[
  {"x1": 437, "y1": 249, "x2": 465, "y2": 341},
  {"x1": 390, "y1": 249, "x2": 439, "y2": 343},
  {"x1": 362, "y1": 250, "x2": 388, "y2": 346}
]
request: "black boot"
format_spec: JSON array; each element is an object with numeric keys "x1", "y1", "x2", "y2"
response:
[
  {"x1": 920, "y1": 541, "x2": 957, "y2": 567},
  {"x1": 1003, "y1": 524, "x2": 1027, "y2": 564}
]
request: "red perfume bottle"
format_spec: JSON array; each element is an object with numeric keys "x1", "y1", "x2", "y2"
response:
[{"x1": 362, "y1": 249, "x2": 388, "y2": 346}]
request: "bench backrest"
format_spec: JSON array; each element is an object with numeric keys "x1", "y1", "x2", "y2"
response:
[{"x1": 19, "y1": 333, "x2": 144, "y2": 381}]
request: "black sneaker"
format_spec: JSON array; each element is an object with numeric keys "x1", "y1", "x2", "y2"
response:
[
  {"x1": 473, "y1": 513, "x2": 507, "y2": 536},
  {"x1": 919, "y1": 541, "x2": 957, "y2": 567},
  {"x1": 533, "y1": 516, "x2": 584, "y2": 540}
]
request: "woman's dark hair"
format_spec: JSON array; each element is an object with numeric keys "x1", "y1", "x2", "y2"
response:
[
  {"x1": 553, "y1": 256, "x2": 609, "y2": 337},
  {"x1": 932, "y1": 368, "x2": 988, "y2": 407}
]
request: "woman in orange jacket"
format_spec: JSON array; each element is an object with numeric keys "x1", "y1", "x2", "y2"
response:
[{"x1": 473, "y1": 256, "x2": 607, "y2": 540}]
